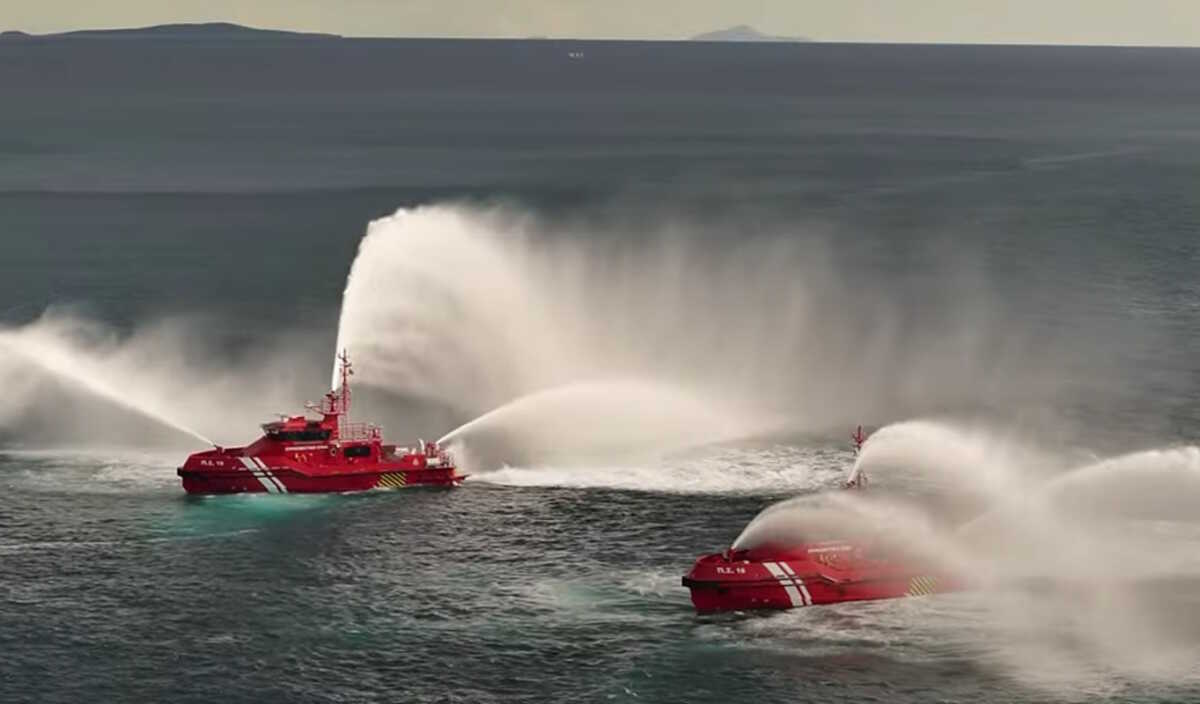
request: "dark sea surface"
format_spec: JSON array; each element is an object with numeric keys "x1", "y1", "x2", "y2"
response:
[{"x1": 2, "y1": 34, "x2": 1200, "y2": 702}]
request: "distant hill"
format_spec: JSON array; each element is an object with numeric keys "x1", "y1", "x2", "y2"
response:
[
  {"x1": 2, "y1": 22, "x2": 813, "y2": 44},
  {"x1": 0, "y1": 22, "x2": 339, "y2": 42},
  {"x1": 690, "y1": 25, "x2": 810, "y2": 43}
]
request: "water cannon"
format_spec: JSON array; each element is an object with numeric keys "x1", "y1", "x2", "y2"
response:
[
  {"x1": 845, "y1": 425, "x2": 869, "y2": 490},
  {"x1": 851, "y1": 425, "x2": 867, "y2": 453}
]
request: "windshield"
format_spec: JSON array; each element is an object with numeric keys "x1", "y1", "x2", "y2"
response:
[{"x1": 269, "y1": 429, "x2": 331, "y2": 442}]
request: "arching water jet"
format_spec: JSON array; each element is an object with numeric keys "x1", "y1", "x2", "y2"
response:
[
  {"x1": 438, "y1": 378, "x2": 780, "y2": 465},
  {"x1": 846, "y1": 419, "x2": 1053, "y2": 507},
  {"x1": 331, "y1": 205, "x2": 574, "y2": 410},
  {"x1": 731, "y1": 491, "x2": 984, "y2": 577},
  {"x1": 0, "y1": 323, "x2": 215, "y2": 447}
]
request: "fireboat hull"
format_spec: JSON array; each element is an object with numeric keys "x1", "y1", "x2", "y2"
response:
[
  {"x1": 680, "y1": 426, "x2": 965, "y2": 613},
  {"x1": 682, "y1": 550, "x2": 963, "y2": 613},
  {"x1": 178, "y1": 464, "x2": 464, "y2": 495}
]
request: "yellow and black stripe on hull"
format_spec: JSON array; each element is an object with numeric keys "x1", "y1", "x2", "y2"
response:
[
  {"x1": 375, "y1": 472, "x2": 409, "y2": 489},
  {"x1": 906, "y1": 575, "x2": 938, "y2": 597}
]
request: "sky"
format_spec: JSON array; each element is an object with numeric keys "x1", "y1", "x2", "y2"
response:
[{"x1": 5, "y1": 0, "x2": 1200, "y2": 46}]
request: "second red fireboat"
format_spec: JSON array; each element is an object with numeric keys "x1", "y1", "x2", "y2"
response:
[
  {"x1": 682, "y1": 426, "x2": 964, "y2": 612},
  {"x1": 682, "y1": 541, "x2": 964, "y2": 613},
  {"x1": 177, "y1": 351, "x2": 465, "y2": 495}
]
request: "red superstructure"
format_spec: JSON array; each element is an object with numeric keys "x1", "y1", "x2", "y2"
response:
[
  {"x1": 682, "y1": 426, "x2": 963, "y2": 612},
  {"x1": 177, "y1": 351, "x2": 464, "y2": 495}
]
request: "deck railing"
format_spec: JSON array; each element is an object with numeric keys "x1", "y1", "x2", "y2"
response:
[{"x1": 340, "y1": 422, "x2": 382, "y2": 441}]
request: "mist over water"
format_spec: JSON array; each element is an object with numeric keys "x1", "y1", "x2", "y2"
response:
[
  {"x1": 437, "y1": 378, "x2": 774, "y2": 463},
  {"x1": 0, "y1": 318, "x2": 216, "y2": 446},
  {"x1": 330, "y1": 202, "x2": 1140, "y2": 473},
  {"x1": 0, "y1": 311, "x2": 325, "y2": 449},
  {"x1": 0, "y1": 200, "x2": 1176, "y2": 482}
]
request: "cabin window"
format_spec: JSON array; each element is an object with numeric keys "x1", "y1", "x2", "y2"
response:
[
  {"x1": 344, "y1": 445, "x2": 371, "y2": 458},
  {"x1": 270, "y1": 429, "x2": 331, "y2": 442}
]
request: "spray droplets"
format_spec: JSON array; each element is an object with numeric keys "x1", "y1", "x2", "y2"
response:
[{"x1": 0, "y1": 317, "x2": 215, "y2": 446}]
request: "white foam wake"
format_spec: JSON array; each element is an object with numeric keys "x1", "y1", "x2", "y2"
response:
[{"x1": 470, "y1": 444, "x2": 851, "y2": 494}]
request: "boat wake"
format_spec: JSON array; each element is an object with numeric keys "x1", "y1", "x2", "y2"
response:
[
  {"x1": 1, "y1": 447, "x2": 184, "y2": 493},
  {"x1": 471, "y1": 444, "x2": 851, "y2": 495}
]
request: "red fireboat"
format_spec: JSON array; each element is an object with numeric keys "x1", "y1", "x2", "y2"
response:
[
  {"x1": 682, "y1": 426, "x2": 963, "y2": 612},
  {"x1": 177, "y1": 352, "x2": 465, "y2": 495}
]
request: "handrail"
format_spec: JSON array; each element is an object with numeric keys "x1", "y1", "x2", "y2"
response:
[{"x1": 339, "y1": 422, "x2": 381, "y2": 441}]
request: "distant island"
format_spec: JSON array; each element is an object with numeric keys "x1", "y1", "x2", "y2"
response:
[
  {"x1": 689, "y1": 25, "x2": 811, "y2": 42},
  {"x1": 0, "y1": 22, "x2": 339, "y2": 42},
  {"x1": 1, "y1": 21, "x2": 813, "y2": 44}
]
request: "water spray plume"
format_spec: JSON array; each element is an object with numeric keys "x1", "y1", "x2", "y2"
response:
[
  {"x1": 1039, "y1": 445, "x2": 1200, "y2": 521},
  {"x1": 846, "y1": 419, "x2": 1052, "y2": 501},
  {"x1": 437, "y1": 378, "x2": 779, "y2": 460},
  {"x1": 331, "y1": 203, "x2": 1099, "y2": 472},
  {"x1": 331, "y1": 205, "x2": 570, "y2": 407},
  {"x1": 731, "y1": 492, "x2": 985, "y2": 578},
  {"x1": 960, "y1": 444, "x2": 1200, "y2": 558},
  {"x1": 749, "y1": 416, "x2": 1200, "y2": 689},
  {"x1": 0, "y1": 320, "x2": 215, "y2": 446},
  {"x1": 0, "y1": 312, "x2": 323, "y2": 449}
]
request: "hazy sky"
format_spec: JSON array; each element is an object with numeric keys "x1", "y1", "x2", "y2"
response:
[{"x1": 6, "y1": 0, "x2": 1200, "y2": 46}]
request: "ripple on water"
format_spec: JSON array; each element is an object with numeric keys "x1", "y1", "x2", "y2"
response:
[{"x1": 1, "y1": 447, "x2": 182, "y2": 494}]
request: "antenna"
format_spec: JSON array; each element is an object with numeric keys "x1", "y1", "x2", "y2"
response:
[{"x1": 337, "y1": 349, "x2": 353, "y2": 417}]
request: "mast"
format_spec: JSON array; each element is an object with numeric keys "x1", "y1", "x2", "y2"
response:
[
  {"x1": 337, "y1": 349, "x2": 353, "y2": 417},
  {"x1": 318, "y1": 350, "x2": 355, "y2": 439},
  {"x1": 313, "y1": 350, "x2": 381, "y2": 443}
]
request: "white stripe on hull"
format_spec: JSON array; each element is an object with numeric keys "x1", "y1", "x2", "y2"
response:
[
  {"x1": 763, "y1": 561, "x2": 805, "y2": 607},
  {"x1": 250, "y1": 457, "x2": 287, "y2": 493},
  {"x1": 778, "y1": 561, "x2": 812, "y2": 606},
  {"x1": 240, "y1": 457, "x2": 276, "y2": 493}
]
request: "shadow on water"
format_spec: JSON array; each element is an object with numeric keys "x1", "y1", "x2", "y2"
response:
[{"x1": 169, "y1": 491, "x2": 338, "y2": 535}]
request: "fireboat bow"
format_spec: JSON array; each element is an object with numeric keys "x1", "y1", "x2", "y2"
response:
[{"x1": 177, "y1": 352, "x2": 465, "y2": 495}]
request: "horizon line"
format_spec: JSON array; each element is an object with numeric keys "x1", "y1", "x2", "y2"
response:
[{"x1": 4, "y1": 21, "x2": 1200, "y2": 50}]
